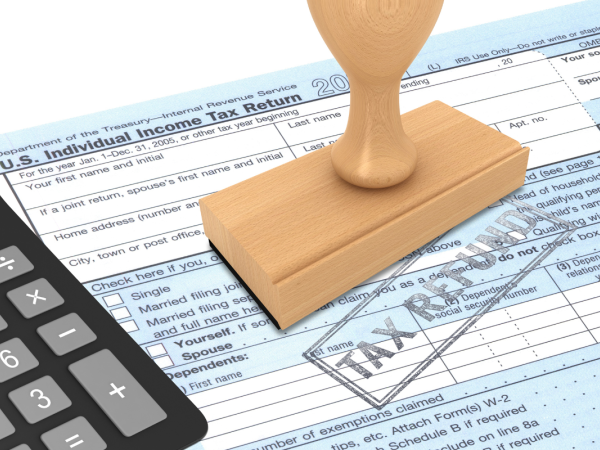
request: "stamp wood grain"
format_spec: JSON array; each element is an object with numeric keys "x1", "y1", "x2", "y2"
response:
[
  {"x1": 200, "y1": 101, "x2": 529, "y2": 329},
  {"x1": 306, "y1": 0, "x2": 444, "y2": 188}
]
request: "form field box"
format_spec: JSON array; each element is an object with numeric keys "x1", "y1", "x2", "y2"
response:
[
  {"x1": 451, "y1": 331, "x2": 593, "y2": 383},
  {"x1": 581, "y1": 311, "x2": 600, "y2": 330},
  {"x1": 572, "y1": 297, "x2": 600, "y2": 318},
  {"x1": 120, "y1": 320, "x2": 139, "y2": 333},
  {"x1": 147, "y1": 344, "x2": 168, "y2": 357},
  {"x1": 110, "y1": 306, "x2": 131, "y2": 320},
  {"x1": 103, "y1": 293, "x2": 124, "y2": 307},
  {"x1": 154, "y1": 356, "x2": 174, "y2": 369},
  {"x1": 564, "y1": 282, "x2": 600, "y2": 304}
]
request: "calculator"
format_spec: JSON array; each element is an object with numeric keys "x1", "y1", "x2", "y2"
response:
[{"x1": 0, "y1": 196, "x2": 208, "y2": 449}]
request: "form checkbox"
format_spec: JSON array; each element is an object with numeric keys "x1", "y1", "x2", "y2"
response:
[
  {"x1": 154, "y1": 355, "x2": 175, "y2": 369},
  {"x1": 146, "y1": 343, "x2": 168, "y2": 357},
  {"x1": 120, "y1": 320, "x2": 139, "y2": 333},
  {"x1": 111, "y1": 306, "x2": 131, "y2": 320},
  {"x1": 103, "y1": 293, "x2": 124, "y2": 307}
]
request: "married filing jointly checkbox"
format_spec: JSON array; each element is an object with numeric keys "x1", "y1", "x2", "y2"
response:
[{"x1": 120, "y1": 320, "x2": 139, "y2": 333}]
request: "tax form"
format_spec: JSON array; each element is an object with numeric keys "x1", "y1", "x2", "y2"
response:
[{"x1": 2, "y1": 2, "x2": 600, "y2": 449}]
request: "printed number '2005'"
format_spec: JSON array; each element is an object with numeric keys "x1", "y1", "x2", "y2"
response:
[{"x1": 153, "y1": 138, "x2": 176, "y2": 147}]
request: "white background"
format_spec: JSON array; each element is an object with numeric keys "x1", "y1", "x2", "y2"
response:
[{"x1": 0, "y1": 0, "x2": 585, "y2": 135}]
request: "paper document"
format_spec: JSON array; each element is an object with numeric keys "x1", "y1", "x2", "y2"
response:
[{"x1": 1, "y1": 2, "x2": 600, "y2": 449}]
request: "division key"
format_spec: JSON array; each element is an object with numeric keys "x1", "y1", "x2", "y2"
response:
[{"x1": 69, "y1": 349, "x2": 167, "y2": 437}]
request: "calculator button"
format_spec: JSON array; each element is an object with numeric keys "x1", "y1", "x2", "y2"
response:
[
  {"x1": 41, "y1": 416, "x2": 106, "y2": 450},
  {"x1": 0, "y1": 246, "x2": 34, "y2": 285},
  {"x1": 11, "y1": 445, "x2": 31, "y2": 450},
  {"x1": 0, "y1": 406, "x2": 15, "y2": 440},
  {"x1": 0, "y1": 338, "x2": 39, "y2": 382},
  {"x1": 69, "y1": 349, "x2": 167, "y2": 437},
  {"x1": 37, "y1": 313, "x2": 96, "y2": 356},
  {"x1": 9, "y1": 375, "x2": 72, "y2": 424},
  {"x1": 7, "y1": 278, "x2": 64, "y2": 319},
  {"x1": 0, "y1": 314, "x2": 6, "y2": 331}
]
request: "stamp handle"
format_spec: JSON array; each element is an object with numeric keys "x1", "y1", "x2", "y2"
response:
[{"x1": 307, "y1": 0, "x2": 444, "y2": 188}]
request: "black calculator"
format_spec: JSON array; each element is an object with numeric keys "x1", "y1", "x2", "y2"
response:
[{"x1": 0, "y1": 195, "x2": 208, "y2": 449}]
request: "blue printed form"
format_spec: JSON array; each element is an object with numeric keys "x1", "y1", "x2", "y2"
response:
[{"x1": 2, "y1": 2, "x2": 600, "y2": 449}]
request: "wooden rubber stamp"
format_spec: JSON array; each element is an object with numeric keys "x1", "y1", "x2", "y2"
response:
[{"x1": 199, "y1": 0, "x2": 529, "y2": 329}]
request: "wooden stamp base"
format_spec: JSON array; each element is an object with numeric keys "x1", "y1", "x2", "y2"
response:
[
  {"x1": 199, "y1": 101, "x2": 529, "y2": 329},
  {"x1": 209, "y1": 240, "x2": 283, "y2": 329}
]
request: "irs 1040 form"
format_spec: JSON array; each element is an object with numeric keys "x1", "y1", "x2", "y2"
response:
[{"x1": 2, "y1": 2, "x2": 600, "y2": 449}]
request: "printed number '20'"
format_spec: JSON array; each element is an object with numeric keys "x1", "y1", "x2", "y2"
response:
[
  {"x1": 0, "y1": 350, "x2": 18, "y2": 368},
  {"x1": 312, "y1": 74, "x2": 350, "y2": 96},
  {"x1": 31, "y1": 389, "x2": 51, "y2": 409}
]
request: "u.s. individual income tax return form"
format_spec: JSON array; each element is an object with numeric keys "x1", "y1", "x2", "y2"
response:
[{"x1": 2, "y1": 2, "x2": 600, "y2": 449}]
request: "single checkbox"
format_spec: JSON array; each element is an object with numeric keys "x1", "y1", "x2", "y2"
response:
[{"x1": 103, "y1": 293, "x2": 124, "y2": 307}]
